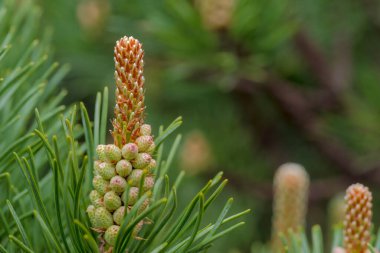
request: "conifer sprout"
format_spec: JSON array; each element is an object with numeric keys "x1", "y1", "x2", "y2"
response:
[
  {"x1": 195, "y1": 0, "x2": 236, "y2": 30},
  {"x1": 271, "y1": 163, "x2": 309, "y2": 252},
  {"x1": 88, "y1": 36, "x2": 157, "y2": 249},
  {"x1": 343, "y1": 183, "x2": 372, "y2": 253}
]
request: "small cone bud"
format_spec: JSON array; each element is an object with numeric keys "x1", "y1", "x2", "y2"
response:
[
  {"x1": 132, "y1": 153, "x2": 152, "y2": 169},
  {"x1": 143, "y1": 176, "x2": 155, "y2": 192},
  {"x1": 116, "y1": 159, "x2": 132, "y2": 177},
  {"x1": 271, "y1": 163, "x2": 309, "y2": 253},
  {"x1": 140, "y1": 124, "x2": 151, "y2": 136},
  {"x1": 87, "y1": 205, "x2": 96, "y2": 226},
  {"x1": 90, "y1": 190, "x2": 103, "y2": 207},
  {"x1": 122, "y1": 186, "x2": 139, "y2": 205},
  {"x1": 97, "y1": 162, "x2": 116, "y2": 180},
  {"x1": 135, "y1": 136, "x2": 153, "y2": 152},
  {"x1": 122, "y1": 143, "x2": 139, "y2": 160},
  {"x1": 105, "y1": 144, "x2": 122, "y2": 163},
  {"x1": 93, "y1": 175, "x2": 109, "y2": 195},
  {"x1": 344, "y1": 183, "x2": 372, "y2": 253},
  {"x1": 132, "y1": 221, "x2": 144, "y2": 237},
  {"x1": 96, "y1": 144, "x2": 107, "y2": 161},
  {"x1": 138, "y1": 198, "x2": 150, "y2": 214},
  {"x1": 94, "y1": 207, "x2": 113, "y2": 229},
  {"x1": 110, "y1": 175, "x2": 127, "y2": 193},
  {"x1": 146, "y1": 143, "x2": 155, "y2": 155},
  {"x1": 105, "y1": 225, "x2": 120, "y2": 246},
  {"x1": 104, "y1": 191, "x2": 122, "y2": 211},
  {"x1": 144, "y1": 159, "x2": 156, "y2": 173},
  {"x1": 128, "y1": 169, "x2": 144, "y2": 186},
  {"x1": 113, "y1": 206, "x2": 127, "y2": 225}
]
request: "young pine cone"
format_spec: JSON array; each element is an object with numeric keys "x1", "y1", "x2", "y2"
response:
[
  {"x1": 271, "y1": 163, "x2": 309, "y2": 252},
  {"x1": 343, "y1": 183, "x2": 372, "y2": 253},
  {"x1": 88, "y1": 36, "x2": 156, "y2": 249}
]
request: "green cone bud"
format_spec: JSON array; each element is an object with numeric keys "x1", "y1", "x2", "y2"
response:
[
  {"x1": 140, "y1": 124, "x2": 151, "y2": 136},
  {"x1": 135, "y1": 136, "x2": 153, "y2": 152},
  {"x1": 132, "y1": 153, "x2": 152, "y2": 169},
  {"x1": 105, "y1": 225, "x2": 120, "y2": 246},
  {"x1": 116, "y1": 159, "x2": 132, "y2": 177},
  {"x1": 96, "y1": 145, "x2": 107, "y2": 161},
  {"x1": 105, "y1": 144, "x2": 122, "y2": 163},
  {"x1": 128, "y1": 169, "x2": 144, "y2": 186},
  {"x1": 94, "y1": 207, "x2": 113, "y2": 229},
  {"x1": 93, "y1": 175, "x2": 109, "y2": 195},
  {"x1": 138, "y1": 198, "x2": 150, "y2": 214},
  {"x1": 97, "y1": 162, "x2": 116, "y2": 180},
  {"x1": 94, "y1": 160, "x2": 101, "y2": 174},
  {"x1": 146, "y1": 143, "x2": 155, "y2": 154},
  {"x1": 104, "y1": 191, "x2": 122, "y2": 211},
  {"x1": 144, "y1": 159, "x2": 156, "y2": 173},
  {"x1": 87, "y1": 205, "x2": 96, "y2": 226},
  {"x1": 90, "y1": 190, "x2": 103, "y2": 207},
  {"x1": 132, "y1": 221, "x2": 144, "y2": 237},
  {"x1": 113, "y1": 206, "x2": 126, "y2": 225},
  {"x1": 122, "y1": 143, "x2": 138, "y2": 160},
  {"x1": 122, "y1": 186, "x2": 139, "y2": 205},
  {"x1": 110, "y1": 175, "x2": 127, "y2": 193},
  {"x1": 143, "y1": 176, "x2": 155, "y2": 192}
]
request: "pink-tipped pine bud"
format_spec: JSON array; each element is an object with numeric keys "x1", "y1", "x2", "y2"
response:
[
  {"x1": 271, "y1": 163, "x2": 309, "y2": 252},
  {"x1": 104, "y1": 191, "x2": 122, "y2": 211},
  {"x1": 93, "y1": 175, "x2": 109, "y2": 195},
  {"x1": 94, "y1": 207, "x2": 113, "y2": 229},
  {"x1": 122, "y1": 143, "x2": 139, "y2": 160},
  {"x1": 97, "y1": 162, "x2": 116, "y2": 180},
  {"x1": 143, "y1": 176, "x2": 155, "y2": 192},
  {"x1": 110, "y1": 175, "x2": 127, "y2": 193},
  {"x1": 122, "y1": 186, "x2": 139, "y2": 205},
  {"x1": 344, "y1": 183, "x2": 372, "y2": 253},
  {"x1": 132, "y1": 153, "x2": 152, "y2": 169},
  {"x1": 87, "y1": 205, "x2": 96, "y2": 226},
  {"x1": 128, "y1": 169, "x2": 144, "y2": 186},
  {"x1": 140, "y1": 124, "x2": 151, "y2": 136},
  {"x1": 105, "y1": 225, "x2": 120, "y2": 246},
  {"x1": 105, "y1": 144, "x2": 122, "y2": 163},
  {"x1": 90, "y1": 190, "x2": 103, "y2": 207},
  {"x1": 144, "y1": 159, "x2": 156, "y2": 173},
  {"x1": 135, "y1": 136, "x2": 154, "y2": 152},
  {"x1": 116, "y1": 159, "x2": 132, "y2": 177},
  {"x1": 138, "y1": 198, "x2": 150, "y2": 214},
  {"x1": 96, "y1": 145, "x2": 107, "y2": 161},
  {"x1": 113, "y1": 206, "x2": 126, "y2": 225}
]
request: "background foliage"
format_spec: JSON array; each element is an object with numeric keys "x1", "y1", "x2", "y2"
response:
[{"x1": 3, "y1": 0, "x2": 380, "y2": 252}]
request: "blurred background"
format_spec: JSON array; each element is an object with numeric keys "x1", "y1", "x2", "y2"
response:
[{"x1": 34, "y1": 0, "x2": 380, "y2": 252}]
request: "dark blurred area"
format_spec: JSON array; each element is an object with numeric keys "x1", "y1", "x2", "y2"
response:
[{"x1": 35, "y1": 0, "x2": 380, "y2": 251}]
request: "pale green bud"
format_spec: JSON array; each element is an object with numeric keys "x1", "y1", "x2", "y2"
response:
[
  {"x1": 110, "y1": 175, "x2": 127, "y2": 193},
  {"x1": 121, "y1": 143, "x2": 138, "y2": 160},
  {"x1": 105, "y1": 144, "x2": 122, "y2": 163},
  {"x1": 116, "y1": 159, "x2": 132, "y2": 177},
  {"x1": 146, "y1": 143, "x2": 155, "y2": 154},
  {"x1": 86, "y1": 205, "x2": 96, "y2": 226},
  {"x1": 93, "y1": 175, "x2": 109, "y2": 195},
  {"x1": 128, "y1": 169, "x2": 144, "y2": 186},
  {"x1": 96, "y1": 145, "x2": 107, "y2": 161},
  {"x1": 144, "y1": 159, "x2": 156, "y2": 173},
  {"x1": 113, "y1": 206, "x2": 126, "y2": 225},
  {"x1": 89, "y1": 190, "x2": 103, "y2": 207},
  {"x1": 135, "y1": 136, "x2": 153, "y2": 152},
  {"x1": 97, "y1": 162, "x2": 116, "y2": 180},
  {"x1": 94, "y1": 207, "x2": 113, "y2": 229},
  {"x1": 143, "y1": 176, "x2": 155, "y2": 192},
  {"x1": 122, "y1": 186, "x2": 139, "y2": 205},
  {"x1": 132, "y1": 153, "x2": 152, "y2": 169},
  {"x1": 105, "y1": 225, "x2": 120, "y2": 246},
  {"x1": 140, "y1": 124, "x2": 151, "y2": 136},
  {"x1": 104, "y1": 191, "x2": 122, "y2": 211}
]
